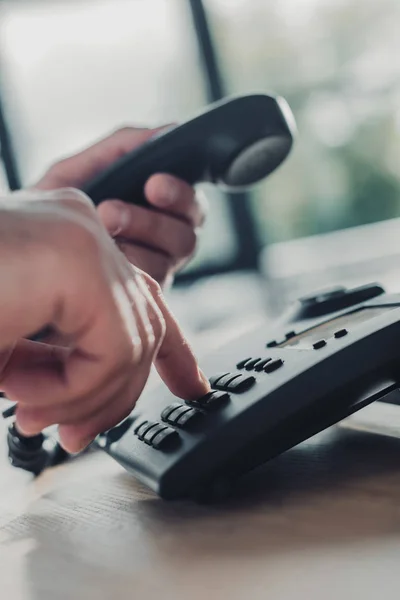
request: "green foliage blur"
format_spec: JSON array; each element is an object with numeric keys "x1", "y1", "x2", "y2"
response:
[{"x1": 205, "y1": 0, "x2": 400, "y2": 243}]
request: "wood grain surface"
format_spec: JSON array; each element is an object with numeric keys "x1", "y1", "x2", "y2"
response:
[{"x1": 1, "y1": 321, "x2": 400, "y2": 599}]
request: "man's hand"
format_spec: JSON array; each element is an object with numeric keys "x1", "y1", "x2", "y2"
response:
[
  {"x1": 0, "y1": 188, "x2": 209, "y2": 453},
  {"x1": 35, "y1": 127, "x2": 207, "y2": 287}
]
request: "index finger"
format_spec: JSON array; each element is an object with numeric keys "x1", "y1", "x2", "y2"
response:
[{"x1": 140, "y1": 274, "x2": 210, "y2": 401}]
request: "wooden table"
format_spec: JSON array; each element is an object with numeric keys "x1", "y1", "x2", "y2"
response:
[{"x1": 1, "y1": 319, "x2": 400, "y2": 599}]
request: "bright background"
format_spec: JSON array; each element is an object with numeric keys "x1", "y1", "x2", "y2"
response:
[{"x1": 1, "y1": 0, "x2": 400, "y2": 331}]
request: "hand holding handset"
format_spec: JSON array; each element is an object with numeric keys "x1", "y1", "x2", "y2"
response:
[{"x1": 82, "y1": 94, "x2": 296, "y2": 206}]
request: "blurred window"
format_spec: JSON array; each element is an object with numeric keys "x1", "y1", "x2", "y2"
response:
[
  {"x1": 2, "y1": 0, "x2": 400, "y2": 273},
  {"x1": 205, "y1": 0, "x2": 400, "y2": 244}
]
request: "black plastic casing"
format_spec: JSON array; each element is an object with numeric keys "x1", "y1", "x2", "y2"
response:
[{"x1": 97, "y1": 283, "x2": 400, "y2": 501}]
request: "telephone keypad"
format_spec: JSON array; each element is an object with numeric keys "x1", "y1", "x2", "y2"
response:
[{"x1": 190, "y1": 390, "x2": 230, "y2": 410}]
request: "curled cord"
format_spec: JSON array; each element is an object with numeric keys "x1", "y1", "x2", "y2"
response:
[
  {"x1": 1, "y1": 402, "x2": 71, "y2": 475},
  {"x1": 0, "y1": 327, "x2": 71, "y2": 474}
]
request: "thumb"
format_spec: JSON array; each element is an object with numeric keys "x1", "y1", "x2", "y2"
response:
[{"x1": 35, "y1": 125, "x2": 173, "y2": 191}]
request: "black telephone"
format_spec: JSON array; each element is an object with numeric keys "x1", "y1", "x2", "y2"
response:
[
  {"x1": 5, "y1": 94, "x2": 399, "y2": 503},
  {"x1": 96, "y1": 282, "x2": 400, "y2": 500}
]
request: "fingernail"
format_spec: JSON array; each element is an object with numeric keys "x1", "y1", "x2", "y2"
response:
[
  {"x1": 104, "y1": 203, "x2": 129, "y2": 237},
  {"x1": 156, "y1": 178, "x2": 179, "y2": 208},
  {"x1": 199, "y1": 368, "x2": 211, "y2": 391}
]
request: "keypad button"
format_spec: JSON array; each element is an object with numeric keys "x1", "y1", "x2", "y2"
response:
[
  {"x1": 103, "y1": 417, "x2": 134, "y2": 444},
  {"x1": 192, "y1": 391, "x2": 230, "y2": 410},
  {"x1": 266, "y1": 340, "x2": 278, "y2": 348},
  {"x1": 134, "y1": 421, "x2": 148, "y2": 436},
  {"x1": 236, "y1": 358, "x2": 252, "y2": 370},
  {"x1": 209, "y1": 373, "x2": 229, "y2": 387},
  {"x1": 334, "y1": 329, "x2": 348, "y2": 339},
  {"x1": 143, "y1": 424, "x2": 168, "y2": 445},
  {"x1": 161, "y1": 403, "x2": 189, "y2": 424},
  {"x1": 151, "y1": 427, "x2": 180, "y2": 450},
  {"x1": 227, "y1": 375, "x2": 256, "y2": 393},
  {"x1": 244, "y1": 358, "x2": 262, "y2": 371},
  {"x1": 264, "y1": 359, "x2": 284, "y2": 373},
  {"x1": 212, "y1": 373, "x2": 242, "y2": 391},
  {"x1": 135, "y1": 421, "x2": 157, "y2": 440},
  {"x1": 254, "y1": 358, "x2": 272, "y2": 372},
  {"x1": 175, "y1": 408, "x2": 201, "y2": 427},
  {"x1": 161, "y1": 403, "x2": 182, "y2": 423},
  {"x1": 313, "y1": 339, "x2": 327, "y2": 349}
]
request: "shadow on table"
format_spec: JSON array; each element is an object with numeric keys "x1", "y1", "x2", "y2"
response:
[
  {"x1": 2, "y1": 425, "x2": 400, "y2": 599},
  {"x1": 141, "y1": 425, "x2": 400, "y2": 548}
]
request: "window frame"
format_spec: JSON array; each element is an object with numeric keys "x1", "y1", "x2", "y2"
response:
[{"x1": 0, "y1": 0, "x2": 262, "y2": 282}]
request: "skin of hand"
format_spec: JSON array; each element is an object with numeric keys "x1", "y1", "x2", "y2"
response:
[
  {"x1": 0, "y1": 188, "x2": 210, "y2": 453},
  {"x1": 35, "y1": 126, "x2": 207, "y2": 288}
]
